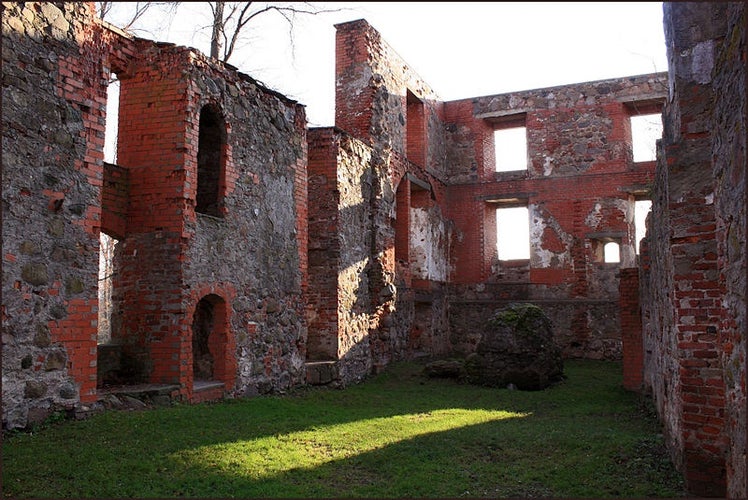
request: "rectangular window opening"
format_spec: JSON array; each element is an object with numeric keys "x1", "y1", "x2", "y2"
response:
[
  {"x1": 104, "y1": 72, "x2": 120, "y2": 164},
  {"x1": 494, "y1": 126, "x2": 528, "y2": 172},
  {"x1": 98, "y1": 232, "x2": 120, "y2": 345},
  {"x1": 634, "y1": 199, "x2": 652, "y2": 254},
  {"x1": 497, "y1": 206, "x2": 530, "y2": 260},
  {"x1": 406, "y1": 90, "x2": 425, "y2": 166},
  {"x1": 630, "y1": 113, "x2": 662, "y2": 163}
]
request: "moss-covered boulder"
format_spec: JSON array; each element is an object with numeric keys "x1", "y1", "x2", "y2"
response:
[{"x1": 464, "y1": 303, "x2": 564, "y2": 390}]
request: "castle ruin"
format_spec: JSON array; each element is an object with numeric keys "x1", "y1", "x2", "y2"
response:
[{"x1": 2, "y1": 2, "x2": 745, "y2": 496}]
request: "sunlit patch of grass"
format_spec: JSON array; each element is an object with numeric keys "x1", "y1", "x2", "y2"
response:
[{"x1": 171, "y1": 408, "x2": 528, "y2": 479}]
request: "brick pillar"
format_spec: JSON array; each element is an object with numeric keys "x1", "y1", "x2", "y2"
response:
[{"x1": 619, "y1": 267, "x2": 643, "y2": 391}]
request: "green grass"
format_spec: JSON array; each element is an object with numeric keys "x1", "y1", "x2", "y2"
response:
[{"x1": 2, "y1": 360, "x2": 686, "y2": 498}]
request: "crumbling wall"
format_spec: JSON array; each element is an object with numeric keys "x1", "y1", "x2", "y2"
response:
[
  {"x1": 641, "y1": 2, "x2": 746, "y2": 496},
  {"x1": 3, "y1": 1, "x2": 310, "y2": 424},
  {"x1": 307, "y1": 128, "x2": 377, "y2": 385},
  {"x1": 181, "y1": 50, "x2": 309, "y2": 397},
  {"x1": 711, "y1": 5, "x2": 746, "y2": 495},
  {"x1": 330, "y1": 19, "x2": 453, "y2": 378},
  {"x1": 2, "y1": 2, "x2": 106, "y2": 429},
  {"x1": 103, "y1": 37, "x2": 309, "y2": 398},
  {"x1": 443, "y1": 75, "x2": 666, "y2": 360}
]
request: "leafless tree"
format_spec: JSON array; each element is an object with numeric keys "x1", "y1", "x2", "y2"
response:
[
  {"x1": 208, "y1": 2, "x2": 343, "y2": 63},
  {"x1": 97, "y1": 2, "x2": 180, "y2": 33},
  {"x1": 98, "y1": 2, "x2": 343, "y2": 64}
]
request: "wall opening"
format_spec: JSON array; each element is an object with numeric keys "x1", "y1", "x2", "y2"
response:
[
  {"x1": 634, "y1": 199, "x2": 652, "y2": 254},
  {"x1": 604, "y1": 241, "x2": 621, "y2": 263},
  {"x1": 394, "y1": 178, "x2": 410, "y2": 266},
  {"x1": 591, "y1": 238, "x2": 622, "y2": 264},
  {"x1": 97, "y1": 232, "x2": 120, "y2": 345},
  {"x1": 192, "y1": 294, "x2": 229, "y2": 382},
  {"x1": 196, "y1": 104, "x2": 226, "y2": 217},
  {"x1": 496, "y1": 206, "x2": 530, "y2": 260},
  {"x1": 494, "y1": 124, "x2": 528, "y2": 172},
  {"x1": 104, "y1": 72, "x2": 120, "y2": 164},
  {"x1": 630, "y1": 113, "x2": 662, "y2": 163},
  {"x1": 406, "y1": 90, "x2": 425, "y2": 166}
]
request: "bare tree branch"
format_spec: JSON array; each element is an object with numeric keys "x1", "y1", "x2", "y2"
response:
[
  {"x1": 98, "y1": 1, "x2": 114, "y2": 20},
  {"x1": 224, "y1": 2, "x2": 255, "y2": 62},
  {"x1": 211, "y1": 2, "x2": 346, "y2": 63},
  {"x1": 97, "y1": 2, "x2": 181, "y2": 35},
  {"x1": 99, "y1": 1, "x2": 347, "y2": 65}
]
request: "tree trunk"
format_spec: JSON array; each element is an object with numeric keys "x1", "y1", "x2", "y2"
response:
[{"x1": 210, "y1": 1, "x2": 225, "y2": 59}]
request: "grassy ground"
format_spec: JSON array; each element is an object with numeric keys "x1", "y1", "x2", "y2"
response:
[{"x1": 2, "y1": 360, "x2": 687, "y2": 498}]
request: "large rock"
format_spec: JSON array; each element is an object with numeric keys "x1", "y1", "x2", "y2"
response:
[{"x1": 465, "y1": 303, "x2": 564, "y2": 390}]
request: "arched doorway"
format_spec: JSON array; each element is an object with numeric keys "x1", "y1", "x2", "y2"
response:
[{"x1": 191, "y1": 294, "x2": 228, "y2": 382}]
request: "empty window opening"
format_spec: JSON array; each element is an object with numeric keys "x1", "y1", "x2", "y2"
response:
[
  {"x1": 494, "y1": 126, "x2": 528, "y2": 172},
  {"x1": 104, "y1": 72, "x2": 120, "y2": 164},
  {"x1": 630, "y1": 113, "x2": 662, "y2": 162},
  {"x1": 394, "y1": 179, "x2": 410, "y2": 265},
  {"x1": 604, "y1": 241, "x2": 621, "y2": 263},
  {"x1": 634, "y1": 199, "x2": 652, "y2": 254},
  {"x1": 97, "y1": 232, "x2": 120, "y2": 344},
  {"x1": 196, "y1": 105, "x2": 226, "y2": 217},
  {"x1": 497, "y1": 206, "x2": 530, "y2": 260},
  {"x1": 192, "y1": 297, "x2": 216, "y2": 381},
  {"x1": 406, "y1": 90, "x2": 425, "y2": 166}
]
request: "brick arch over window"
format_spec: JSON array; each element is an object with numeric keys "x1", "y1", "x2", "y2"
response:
[{"x1": 196, "y1": 104, "x2": 227, "y2": 217}]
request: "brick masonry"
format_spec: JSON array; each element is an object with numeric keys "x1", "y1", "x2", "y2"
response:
[
  {"x1": 639, "y1": 2, "x2": 746, "y2": 496},
  {"x1": 2, "y1": 5, "x2": 746, "y2": 497},
  {"x1": 2, "y1": 1, "x2": 308, "y2": 426}
]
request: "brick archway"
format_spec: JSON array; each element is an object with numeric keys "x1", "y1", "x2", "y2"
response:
[{"x1": 189, "y1": 291, "x2": 236, "y2": 395}]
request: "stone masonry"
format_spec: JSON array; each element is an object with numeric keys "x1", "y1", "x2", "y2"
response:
[
  {"x1": 635, "y1": 2, "x2": 746, "y2": 496},
  {"x1": 2, "y1": 3, "x2": 746, "y2": 497}
]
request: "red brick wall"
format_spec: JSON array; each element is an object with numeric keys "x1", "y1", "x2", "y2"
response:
[
  {"x1": 307, "y1": 128, "x2": 342, "y2": 361},
  {"x1": 109, "y1": 43, "x2": 191, "y2": 391},
  {"x1": 101, "y1": 163, "x2": 128, "y2": 239},
  {"x1": 334, "y1": 20, "x2": 375, "y2": 140},
  {"x1": 640, "y1": 2, "x2": 746, "y2": 496},
  {"x1": 441, "y1": 79, "x2": 664, "y2": 359}
]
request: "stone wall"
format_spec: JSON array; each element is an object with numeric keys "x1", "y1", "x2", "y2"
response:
[
  {"x1": 181, "y1": 49, "x2": 309, "y2": 397},
  {"x1": 2, "y1": 2, "x2": 108, "y2": 429},
  {"x1": 2, "y1": 1, "x2": 308, "y2": 428},
  {"x1": 307, "y1": 127, "x2": 377, "y2": 385},
  {"x1": 331, "y1": 19, "x2": 665, "y2": 364},
  {"x1": 107, "y1": 38, "x2": 308, "y2": 399},
  {"x1": 640, "y1": 2, "x2": 746, "y2": 496},
  {"x1": 327, "y1": 20, "x2": 454, "y2": 382},
  {"x1": 712, "y1": 5, "x2": 746, "y2": 495}
]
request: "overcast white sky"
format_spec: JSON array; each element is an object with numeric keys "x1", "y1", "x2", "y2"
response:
[{"x1": 105, "y1": 2, "x2": 668, "y2": 127}]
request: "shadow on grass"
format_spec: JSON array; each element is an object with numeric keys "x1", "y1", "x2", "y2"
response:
[{"x1": 2, "y1": 360, "x2": 686, "y2": 498}]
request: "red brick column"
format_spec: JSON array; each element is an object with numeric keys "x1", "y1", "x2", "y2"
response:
[{"x1": 619, "y1": 267, "x2": 642, "y2": 391}]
